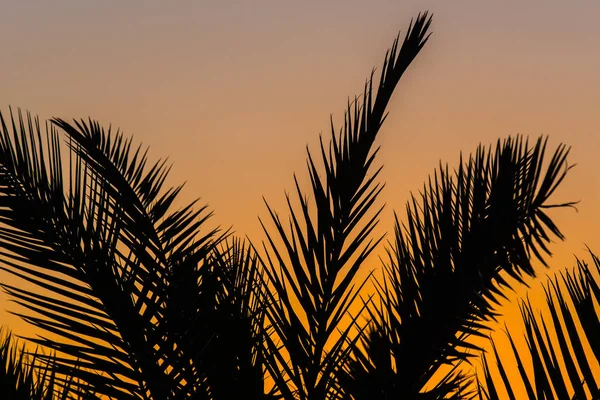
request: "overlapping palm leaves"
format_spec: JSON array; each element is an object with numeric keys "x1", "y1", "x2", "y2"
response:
[
  {"x1": 258, "y1": 12, "x2": 432, "y2": 400},
  {"x1": 0, "y1": 8, "x2": 590, "y2": 400},
  {"x1": 166, "y1": 237, "x2": 270, "y2": 399},
  {"x1": 0, "y1": 109, "x2": 266, "y2": 398},
  {"x1": 337, "y1": 136, "x2": 575, "y2": 399},
  {"x1": 478, "y1": 251, "x2": 600, "y2": 400}
]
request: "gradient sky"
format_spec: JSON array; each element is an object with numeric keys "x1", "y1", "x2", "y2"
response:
[{"x1": 2, "y1": 0, "x2": 599, "y2": 396}]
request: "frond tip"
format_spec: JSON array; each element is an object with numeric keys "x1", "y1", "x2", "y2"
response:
[{"x1": 259, "y1": 11, "x2": 433, "y2": 400}]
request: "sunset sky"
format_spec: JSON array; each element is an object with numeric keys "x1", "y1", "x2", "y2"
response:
[{"x1": 2, "y1": 0, "x2": 599, "y2": 396}]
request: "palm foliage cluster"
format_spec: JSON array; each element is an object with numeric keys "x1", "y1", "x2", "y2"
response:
[{"x1": 0, "y1": 10, "x2": 597, "y2": 400}]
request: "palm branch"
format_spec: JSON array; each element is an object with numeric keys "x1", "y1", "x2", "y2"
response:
[
  {"x1": 478, "y1": 250, "x2": 600, "y2": 400},
  {"x1": 258, "y1": 11, "x2": 433, "y2": 400},
  {"x1": 0, "y1": 108, "x2": 265, "y2": 398},
  {"x1": 338, "y1": 136, "x2": 576, "y2": 398}
]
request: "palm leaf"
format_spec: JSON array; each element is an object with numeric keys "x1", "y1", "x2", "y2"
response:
[
  {"x1": 479, "y1": 250, "x2": 600, "y2": 399},
  {"x1": 258, "y1": 11, "x2": 433, "y2": 400},
  {"x1": 0, "y1": 108, "x2": 226, "y2": 398},
  {"x1": 340, "y1": 135, "x2": 575, "y2": 398}
]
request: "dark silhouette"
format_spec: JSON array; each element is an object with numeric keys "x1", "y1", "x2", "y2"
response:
[
  {"x1": 258, "y1": 12, "x2": 432, "y2": 400},
  {"x1": 335, "y1": 135, "x2": 576, "y2": 399},
  {"x1": 477, "y1": 252, "x2": 600, "y2": 399},
  {"x1": 0, "y1": 9, "x2": 593, "y2": 400}
]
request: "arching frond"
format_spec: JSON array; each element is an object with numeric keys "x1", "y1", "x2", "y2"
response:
[
  {"x1": 340, "y1": 136, "x2": 575, "y2": 398},
  {"x1": 258, "y1": 11, "x2": 433, "y2": 400},
  {"x1": 0, "y1": 108, "x2": 258, "y2": 398}
]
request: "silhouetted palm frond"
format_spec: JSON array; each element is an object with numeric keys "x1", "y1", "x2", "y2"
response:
[
  {"x1": 339, "y1": 136, "x2": 576, "y2": 399},
  {"x1": 478, "y1": 250, "x2": 600, "y2": 400},
  {"x1": 0, "y1": 108, "x2": 267, "y2": 398},
  {"x1": 258, "y1": 11, "x2": 433, "y2": 400}
]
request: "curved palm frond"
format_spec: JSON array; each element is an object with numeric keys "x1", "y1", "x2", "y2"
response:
[
  {"x1": 0, "y1": 108, "x2": 259, "y2": 398},
  {"x1": 339, "y1": 136, "x2": 576, "y2": 398},
  {"x1": 478, "y1": 250, "x2": 600, "y2": 400},
  {"x1": 258, "y1": 11, "x2": 433, "y2": 400}
]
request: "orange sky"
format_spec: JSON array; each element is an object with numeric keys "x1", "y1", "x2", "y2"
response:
[{"x1": 1, "y1": 0, "x2": 599, "y2": 397}]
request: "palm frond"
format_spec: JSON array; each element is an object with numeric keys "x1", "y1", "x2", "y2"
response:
[
  {"x1": 478, "y1": 250, "x2": 600, "y2": 400},
  {"x1": 258, "y1": 11, "x2": 433, "y2": 400},
  {"x1": 0, "y1": 108, "x2": 224, "y2": 398},
  {"x1": 340, "y1": 136, "x2": 575, "y2": 398}
]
